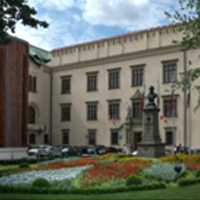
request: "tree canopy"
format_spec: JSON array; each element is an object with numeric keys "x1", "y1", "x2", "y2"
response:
[
  {"x1": 165, "y1": 0, "x2": 200, "y2": 111},
  {"x1": 0, "y1": 0, "x2": 48, "y2": 45}
]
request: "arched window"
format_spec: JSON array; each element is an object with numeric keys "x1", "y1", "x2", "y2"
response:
[
  {"x1": 29, "y1": 133, "x2": 36, "y2": 144},
  {"x1": 29, "y1": 106, "x2": 35, "y2": 124}
]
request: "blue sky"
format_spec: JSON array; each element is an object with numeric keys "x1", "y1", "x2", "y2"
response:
[{"x1": 11, "y1": 0, "x2": 180, "y2": 51}]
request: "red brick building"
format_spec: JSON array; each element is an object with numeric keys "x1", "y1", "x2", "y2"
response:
[{"x1": 0, "y1": 37, "x2": 29, "y2": 147}]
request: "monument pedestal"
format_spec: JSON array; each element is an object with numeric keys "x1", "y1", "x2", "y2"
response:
[{"x1": 137, "y1": 105, "x2": 165, "y2": 158}]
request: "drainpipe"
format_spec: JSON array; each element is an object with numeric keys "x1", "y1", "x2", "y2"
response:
[
  {"x1": 49, "y1": 70, "x2": 53, "y2": 145},
  {"x1": 183, "y1": 50, "x2": 187, "y2": 147}
]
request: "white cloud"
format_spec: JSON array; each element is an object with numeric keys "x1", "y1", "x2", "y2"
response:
[{"x1": 82, "y1": 0, "x2": 179, "y2": 30}]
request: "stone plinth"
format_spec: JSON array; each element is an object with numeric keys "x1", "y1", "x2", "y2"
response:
[{"x1": 137, "y1": 105, "x2": 165, "y2": 158}]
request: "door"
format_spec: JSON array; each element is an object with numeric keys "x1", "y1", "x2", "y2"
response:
[{"x1": 134, "y1": 132, "x2": 142, "y2": 150}]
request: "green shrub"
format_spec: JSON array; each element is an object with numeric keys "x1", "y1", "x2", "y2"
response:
[
  {"x1": 19, "y1": 162, "x2": 29, "y2": 168},
  {"x1": 126, "y1": 175, "x2": 142, "y2": 186},
  {"x1": 179, "y1": 177, "x2": 200, "y2": 186},
  {"x1": 196, "y1": 168, "x2": 200, "y2": 177},
  {"x1": 32, "y1": 177, "x2": 51, "y2": 188}
]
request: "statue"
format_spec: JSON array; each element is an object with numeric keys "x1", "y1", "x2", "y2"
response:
[
  {"x1": 146, "y1": 86, "x2": 157, "y2": 107},
  {"x1": 126, "y1": 105, "x2": 131, "y2": 118}
]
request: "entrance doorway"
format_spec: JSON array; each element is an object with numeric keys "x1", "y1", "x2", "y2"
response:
[{"x1": 134, "y1": 132, "x2": 142, "y2": 150}]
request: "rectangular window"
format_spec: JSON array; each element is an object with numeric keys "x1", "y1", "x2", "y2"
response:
[
  {"x1": 163, "y1": 63, "x2": 177, "y2": 83},
  {"x1": 111, "y1": 131, "x2": 118, "y2": 145},
  {"x1": 44, "y1": 134, "x2": 49, "y2": 144},
  {"x1": 109, "y1": 102, "x2": 120, "y2": 119},
  {"x1": 109, "y1": 71, "x2": 120, "y2": 89},
  {"x1": 87, "y1": 74, "x2": 97, "y2": 91},
  {"x1": 61, "y1": 76, "x2": 71, "y2": 94},
  {"x1": 87, "y1": 102, "x2": 98, "y2": 120},
  {"x1": 62, "y1": 130, "x2": 69, "y2": 144},
  {"x1": 88, "y1": 130, "x2": 96, "y2": 145},
  {"x1": 61, "y1": 104, "x2": 71, "y2": 121},
  {"x1": 29, "y1": 75, "x2": 37, "y2": 92},
  {"x1": 166, "y1": 131, "x2": 173, "y2": 145},
  {"x1": 132, "y1": 68, "x2": 143, "y2": 86},
  {"x1": 163, "y1": 98, "x2": 177, "y2": 117},
  {"x1": 132, "y1": 101, "x2": 142, "y2": 118}
]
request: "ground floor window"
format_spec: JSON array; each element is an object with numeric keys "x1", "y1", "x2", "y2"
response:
[
  {"x1": 165, "y1": 131, "x2": 173, "y2": 145},
  {"x1": 88, "y1": 130, "x2": 96, "y2": 145},
  {"x1": 62, "y1": 130, "x2": 69, "y2": 144},
  {"x1": 29, "y1": 133, "x2": 36, "y2": 144},
  {"x1": 111, "y1": 130, "x2": 118, "y2": 145},
  {"x1": 44, "y1": 134, "x2": 49, "y2": 144}
]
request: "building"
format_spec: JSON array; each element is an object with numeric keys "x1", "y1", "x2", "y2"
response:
[
  {"x1": 2, "y1": 24, "x2": 200, "y2": 150},
  {"x1": 0, "y1": 37, "x2": 29, "y2": 147}
]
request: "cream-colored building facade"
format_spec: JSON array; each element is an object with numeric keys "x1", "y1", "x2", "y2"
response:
[{"x1": 28, "y1": 24, "x2": 200, "y2": 151}]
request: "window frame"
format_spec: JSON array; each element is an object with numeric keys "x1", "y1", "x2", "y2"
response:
[
  {"x1": 130, "y1": 64, "x2": 145, "y2": 87},
  {"x1": 86, "y1": 101, "x2": 98, "y2": 121},
  {"x1": 162, "y1": 95, "x2": 178, "y2": 118},
  {"x1": 107, "y1": 99, "x2": 121, "y2": 119},
  {"x1": 29, "y1": 106, "x2": 35, "y2": 124},
  {"x1": 107, "y1": 68, "x2": 121, "y2": 89},
  {"x1": 162, "y1": 59, "x2": 178, "y2": 83},
  {"x1": 62, "y1": 129, "x2": 70, "y2": 145},
  {"x1": 132, "y1": 100, "x2": 142, "y2": 119},
  {"x1": 61, "y1": 75, "x2": 71, "y2": 94},
  {"x1": 60, "y1": 103, "x2": 71, "y2": 122},
  {"x1": 110, "y1": 130, "x2": 119, "y2": 145},
  {"x1": 88, "y1": 129, "x2": 96, "y2": 145},
  {"x1": 86, "y1": 71, "x2": 98, "y2": 92},
  {"x1": 29, "y1": 133, "x2": 36, "y2": 144},
  {"x1": 29, "y1": 75, "x2": 37, "y2": 92}
]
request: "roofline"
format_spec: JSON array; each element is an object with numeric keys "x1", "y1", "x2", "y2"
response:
[
  {"x1": 8, "y1": 35, "x2": 29, "y2": 46},
  {"x1": 51, "y1": 22, "x2": 181, "y2": 52},
  {"x1": 30, "y1": 44, "x2": 51, "y2": 53}
]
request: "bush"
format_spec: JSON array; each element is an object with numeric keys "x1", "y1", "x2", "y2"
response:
[
  {"x1": 196, "y1": 168, "x2": 200, "y2": 177},
  {"x1": 32, "y1": 177, "x2": 51, "y2": 188},
  {"x1": 179, "y1": 177, "x2": 200, "y2": 186},
  {"x1": 19, "y1": 162, "x2": 29, "y2": 168},
  {"x1": 126, "y1": 175, "x2": 142, "y2": 186}
]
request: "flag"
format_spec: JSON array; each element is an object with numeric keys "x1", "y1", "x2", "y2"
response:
[
  {"x1": 112, "y1": 116, "x2": 116, "y2": 124},
  {"x1": 160, "y1": 115, "x2": 164, "y2": 120},
  {"x1": 187, "y1": 88, "x2": 190, "y2": 108},
  {"x1": 108, "y1": 116, "x2": 111, "y2": 122},
  {"x1": 141, "y1": 79, "x2": 145, "y2": 110},
  {"x1": 157, "y1": 74, "x2": 160, "y2": 107}
]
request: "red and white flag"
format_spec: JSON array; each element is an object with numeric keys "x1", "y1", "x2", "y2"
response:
[
  {"x1": 160, "y1": 114, "x2": 164, "y2": 120},
  {"x1": 108, "y1": 116, "x2": 111, "y2": 122},
  {"x1": 157, "y1": 74, "x2": 160, "y2": 107},
  {"x1": 112, "y1": 116, "x2": 116, "y2": 124}
]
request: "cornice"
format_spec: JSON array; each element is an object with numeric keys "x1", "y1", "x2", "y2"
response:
[{"x1": 51, "y1": 44, "x2": 181, "y2": 73}]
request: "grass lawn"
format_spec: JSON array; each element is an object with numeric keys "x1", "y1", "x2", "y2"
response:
[{"x1": 0, "y1": 183, "x2": 200, "y2": 200}]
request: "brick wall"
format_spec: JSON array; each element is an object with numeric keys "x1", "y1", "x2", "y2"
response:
[{"x1": 0, "y1": 39, "x2": 29, "y2": 147}]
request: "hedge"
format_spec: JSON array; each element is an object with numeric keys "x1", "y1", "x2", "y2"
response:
[{"x1": 0, "y1": 182, "x2": 166, "y2": 195}]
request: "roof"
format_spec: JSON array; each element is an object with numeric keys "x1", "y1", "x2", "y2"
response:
[
  {"x1": 52, "y1": 23, "x2": 180, "y2": 52},
  {"x1": 30, "y1": 45, "x2": 51, "y2": 67}
]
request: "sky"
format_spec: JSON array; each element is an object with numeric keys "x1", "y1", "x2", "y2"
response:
[{"x1": 11, "y1": 0, "x2": 180, "y2": 51}]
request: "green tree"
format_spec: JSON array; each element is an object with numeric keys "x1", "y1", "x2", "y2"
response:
[
  {"x1": 165, "y1": 0, "x2": 200, "y2": 111},
  {"x1": 0, "y1": 0, "x2": 48, "y2": 45}
]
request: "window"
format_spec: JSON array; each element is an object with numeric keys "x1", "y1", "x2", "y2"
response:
[
  {"x1": 29, "y1": 133, "x2": 36, "y2": 144},
  {"x1": 132, "y1": 68, "x2": 144, "y2": 86},
  {"x1": 108, "y1": 69, "x2": 120, "y2": 89},
  {"x1": 166, "y1": 131, "x2": 173, "y2": 145},
  {"x1": 87, "y1": 102, "x2": 98, "y2": 120},
  {"x1": 163, "y1": 98, "x2": 177, "y2": 117},
  {"x1": 132, "y1": 101, "x2": 142, "y2": 118},
  {"x1": 108, "y1": 101, "x2": 120, "y2": 119},
  {"x1": 163, "y1": 62, "x2": 177, "y2": 83},
  {"x1": 62, "y1": 130, "x2": 69, "y2": 144},
  {"x1": 87, "y1": 73, "x2": 98, "y2": 91},
  {"x1": 111, "y1": 131, "x2": 118, "y2": 145},
  {"x1": 29, "y1": 106, "x2": 35, "y2": 124},
  {"x1": 29, "y1": 75, "x2": 37, "y2": 92},
  {"x1": 44, "y1": 134, "x2": 49, "y2": 144},
  {"x1": 88, "y1": 130, "x2": 96, "y2": 145},
  {"x1": 61, "y1": 104, "x2": 71, "y2": 121},
  {"x1": 61, "y1": 76, "x2": 71, "y2": 94}
]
